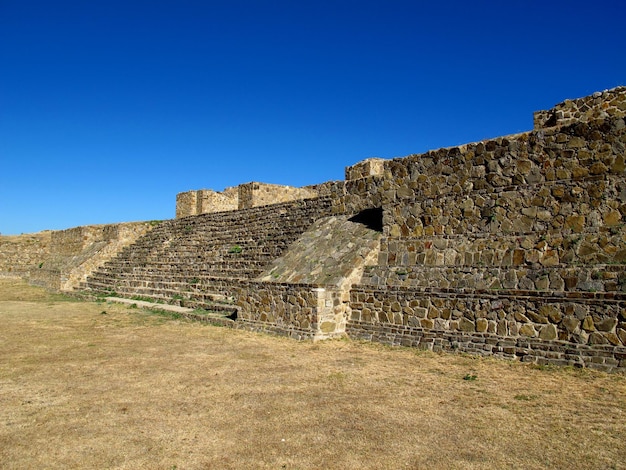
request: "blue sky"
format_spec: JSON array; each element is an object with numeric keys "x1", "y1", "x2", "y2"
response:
[{"x1": 1, "y1": 0, "x2": 624, "y2": 235}]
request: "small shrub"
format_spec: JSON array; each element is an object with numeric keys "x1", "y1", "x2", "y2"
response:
[{"x1": 228, "y1": 245, "x2": 242, "y2": 254}]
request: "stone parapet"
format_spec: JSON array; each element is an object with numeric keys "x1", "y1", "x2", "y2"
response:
[
  {"x1": 198, "y1": 187, "x2": 238, "y2": 214},
  {"x1": 176, "y1": 182, "x2": 320, "y2": 218},
  {"x1": 534, "y1": 86, "x2": 626, "y2": 129},
  {"x1": 345, "y1": 158, "x2": 386, "y2": 180},
  {"x1": 175, "y1": 190, "x2": 198, "y2": 218},
  {"x1": 237, "y1": 182, "x2": 318, "y2": 209},
  {"x1": 175, "y1": 187, "x2": 238, "y2": 218}
]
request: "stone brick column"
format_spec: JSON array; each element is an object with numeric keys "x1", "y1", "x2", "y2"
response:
[{"x1": 313, "y1": 287, "x2": 347, "y2": 340}]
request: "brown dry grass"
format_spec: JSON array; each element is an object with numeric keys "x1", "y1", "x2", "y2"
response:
[{"x1": 1, "y1": 278, "x2": 625, "y2": 469}]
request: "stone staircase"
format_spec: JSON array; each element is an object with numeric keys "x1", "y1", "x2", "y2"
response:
[{"x1": 80, "y1": 197, "x2": 334, "y2": 314}]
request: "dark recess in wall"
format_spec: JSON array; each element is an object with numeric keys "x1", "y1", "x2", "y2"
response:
[{"x1": 349, "y1": 208, "x2": 383, "y2": 232}]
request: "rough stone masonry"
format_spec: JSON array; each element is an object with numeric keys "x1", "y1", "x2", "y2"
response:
[{"x1": 2, "y1": 86, "x2": 625, "y2": 371}]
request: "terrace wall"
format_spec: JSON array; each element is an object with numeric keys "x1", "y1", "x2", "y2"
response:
[
  {"x1": 14, "y1": 223, "x2": 154, "y2": 291},
  {"x1": 7, "y1": 86, "x2": 626, "y2": 370},
  {"x1": 344, "y1": 87, "x2": 626, "y2": 371},
  {"x1": 0, "y1": 232, "x2": 51, "y2": 278}
]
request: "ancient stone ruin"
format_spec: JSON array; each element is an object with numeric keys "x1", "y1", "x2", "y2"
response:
[{"x1": 2, "y1": 87, "x2": 626, "y2": 371}]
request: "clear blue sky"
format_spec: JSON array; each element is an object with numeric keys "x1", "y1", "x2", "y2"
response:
[{"x1": 1, "y1": 0, "x2": 624, "y2": 235}]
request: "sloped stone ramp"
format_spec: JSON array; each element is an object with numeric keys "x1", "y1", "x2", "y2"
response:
[{"x1": 104, "y1": 296, "x2": 236, "y2": 327}]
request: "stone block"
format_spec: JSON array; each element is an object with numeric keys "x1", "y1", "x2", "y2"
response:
[
  {"x1": 561, "y1": 316, "x2": 580, "y2": 333},
  {"x1": 582, "y1": 316, "x2": 596, "y2": 332},
  {"x1": 539, "y1": 305, "x2": 562, "y2": 323},
  {"x1": 527, "y1": 310, "x2": 549, "y2": 324},
  {"x1": 539, "y1": 324, "x2": 558, "y2": 340},
  {"x1": 519, "y1": 324, "x2": 537, "y2": 337},
  {"x1": 603, "y1": 210, "x2": 622, "y2": 226},
  {"x1": 606, "y1": 333, "x2": 622, "y2": 346},
  {"x1": 595, "y1": 318, "x2": 617, "y2": 332},
  {"x1": 618, "y1": 328, "x2": 626, "y2": 345},
  {"x1": 458, "y1": 317, "x2": 475, "y2": 332},
  {"x1": 588, "y1": 332, "x2": 610, "y2": 345},
  {"x1": 476, "y1": 318, "x2": 488, "y2": 332}
]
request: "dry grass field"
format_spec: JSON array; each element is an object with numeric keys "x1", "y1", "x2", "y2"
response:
[{"x1": 1, "y1": 278, "x2": 625, "y2": 469}]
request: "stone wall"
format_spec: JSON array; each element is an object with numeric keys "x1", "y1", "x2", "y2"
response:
[
  {"x1": 175, "y1": 187, "x2": 238, "y2": 218},
  {"x1": 0, "y1": 232, "x2": 51, "y2": 278},
  {"x1": 198, "y1": 187, "x2": 239, "y2": 214},
  {"x1": 345, "y1": 158, "x2": 386, "y2": 180},
  {"x1": 534, "y1": 86, "x2": 626, "y2": 129},
  {"x1": 142, "y1": 276, "x2": 347, "y2": 340},
  {"x1": 175, "y1": 190, "x2": 198, "y2": 218},
  {"x1": 10, "y1": 86, "x2": 626, "y2": 370},
  {"x1": 347, "y1": 286, "x2": 625, "y2": 370},
  {"x1": 370, "y1": 118, "x2": 626, "y2": 286},
  {"x1": 28, "y1": 222, "x2": 154, "y2": 291},
  {"x1": 237, "y1": 182, "x2": 319, "y2": 209},
  {"x1": 342, "y1": 88, "x2": 626, "y2": 371},
  {"x1": 235, "y1": 281, "x2": 347, "y2": 340},
  {"x1": 176, "y1": 182, "x2": 319, "y2": 218}
]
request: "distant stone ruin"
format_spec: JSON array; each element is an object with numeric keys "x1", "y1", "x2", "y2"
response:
[
  {"x1": 2, "y1": 86, "x2": 625, "y2": 371},
  {"x1": 175, "y1": 182, "x2": 319, "y2": 218}
]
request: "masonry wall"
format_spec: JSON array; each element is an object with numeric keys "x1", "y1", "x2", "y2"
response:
[
  {"x1": 145, "y1": 276, "x2": 347, "y2": 340},
  {"x1": 175, "y1": 188, "x2": 239, "y2": 218},
  {"x1": 12, "y1": 86, "x2": 626, "y2": 371},
  {"x1": 0, "y1": 232, "x2": 51, "y2": 278},
  {"x1": 27, "y1": 222, "x2": 154, "y2": 291},
  {"x1": 238, "y1": 182, "x2": 319, "y2": 209},
  {"x1": 175, "y1": 190, "x2": 198, "y2": 218},
  {"x1": 534, "y1": 86, "x2": 626, "y2": 129},
  {"x1": 372, "y1": 118, "x2": 626, "y2": 286},
  {"x1": 199, "y1": 187, "x2": 238, "y2": 214},
  {"x1": 344, "y1": 89, "x2": 626, "y2": 371},
  {"x1": 347, "y1": 287, "x2": 626, "y2": 370},
  {"x1": 234, "y1": 281, "x2": 346, "y2": 340},
  {"x1": 176, "y1": 182, "x2": 319, "y2": 218}
]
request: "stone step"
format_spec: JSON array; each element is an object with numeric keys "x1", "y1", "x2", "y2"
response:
[
  {"x1": 103, "y1": 296, "x2": 237, "y2": 326},
  {"x1": 80, "y1": 196, "x2": 335, "y2": 306}
]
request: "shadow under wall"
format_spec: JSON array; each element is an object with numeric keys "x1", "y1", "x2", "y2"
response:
[{"x1": 348, "y1": 208, "x2": 383, "y2": 233}]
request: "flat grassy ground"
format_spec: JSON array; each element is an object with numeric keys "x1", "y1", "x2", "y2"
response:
[{"x1": 1, "y1": 279, "x2": 625, "y2": 470}]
